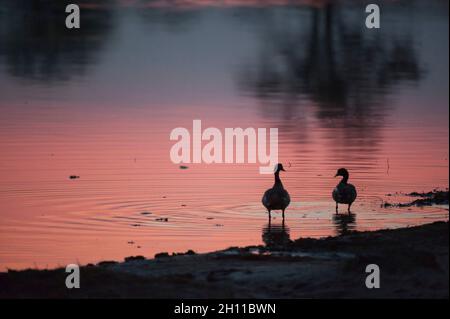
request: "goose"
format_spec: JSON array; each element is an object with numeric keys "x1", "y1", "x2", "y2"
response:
[
  {"x1": 332, "y1": 168, "x2": 357, "y2": 213},
  {"x1": 262, "y1": 163, "x2": 291, "y2": 219}
]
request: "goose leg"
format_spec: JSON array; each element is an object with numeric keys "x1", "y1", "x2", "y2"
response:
[
  {"x1": 348, "y1": 203, "x2": 352, "y2": 214},
  {"x1": 282, "y1": 209, "x2": 285, "y2": 220},
  {"x1": 335, "y1": 203, "x2": 338, "y2": 214}
]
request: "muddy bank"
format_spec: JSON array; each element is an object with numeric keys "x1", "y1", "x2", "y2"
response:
[{"x1": 0, "y1": 221, "x2": 448, "y2": 298}]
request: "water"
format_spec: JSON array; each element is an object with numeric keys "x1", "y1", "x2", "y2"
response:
[{"x1": 0, "y1": 0, "x2": 448, "y2": 270}]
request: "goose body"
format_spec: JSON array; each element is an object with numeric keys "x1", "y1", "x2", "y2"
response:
[
  {"x1": 262, "y1": 164, "x2": 290, "y2": 218},
  {"x1": 332, "y1": 168, "x2": 357, "y2": 213}
]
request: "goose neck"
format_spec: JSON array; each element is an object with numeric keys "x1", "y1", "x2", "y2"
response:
[
  {"x1": 274, "y1": 172, "x2": 283, "y2": 187},
  {"x1": 340, "y1": 174, "x2": 349, "y2": 184}
]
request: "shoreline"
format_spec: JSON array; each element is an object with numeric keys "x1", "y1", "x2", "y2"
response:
[{"x1": 0, "y1": 220, "x2": 448, "y2": 298}]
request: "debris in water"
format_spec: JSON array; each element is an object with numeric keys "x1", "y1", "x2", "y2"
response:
[
  {"x1": 140, "y1": 212, "x2": 152, "y2": 215},
  {"x1": 69, "y1": 175, "x2": 80, "y2": 179},
  {"x1": 179, "y1": 165, "x2": 189, "y2": 169},
  {"x1": 155, "y1": 218, "x2": 168, "y2": 222},
  {"x1": 383, "y1": 190, "x2": 449, "y2": 208}
]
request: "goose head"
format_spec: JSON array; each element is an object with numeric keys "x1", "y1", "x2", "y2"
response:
[
  {"x1": 275, "y1": 163, "x2": 286, "y2": 173},
  {"x1": 335, "y1": 168, "x2": 349, "y2": 178}
]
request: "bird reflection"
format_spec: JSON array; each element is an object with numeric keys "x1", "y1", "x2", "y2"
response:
[
  {"x1": 332, "y1": 212, "x2": 356, "y2": 236},
  {"x1": 262, "y1": 218, "x2": 290, "y2": 247}
]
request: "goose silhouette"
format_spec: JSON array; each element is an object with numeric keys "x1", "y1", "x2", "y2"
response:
[
  {"x1": 262, "y1": 163, "x2": 291, "y2": 219},
  {"x1": 332, "y1": 168, "x2": 357, "y2": 213}
]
